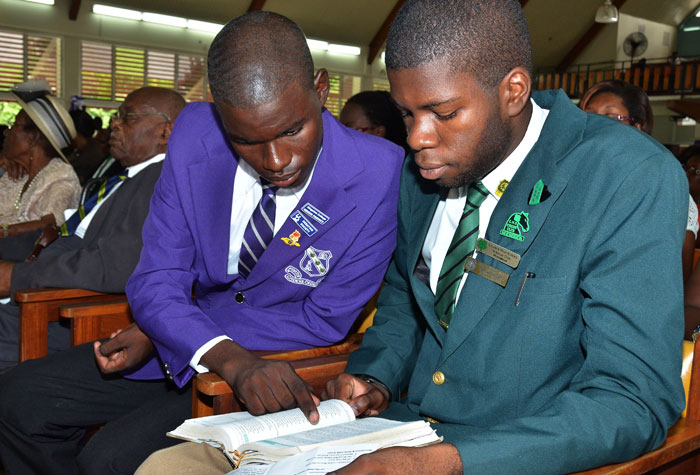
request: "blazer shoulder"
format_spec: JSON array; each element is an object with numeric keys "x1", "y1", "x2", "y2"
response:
[{"x1": 167, "y1": 102, "x2": 231, "y2": 167}]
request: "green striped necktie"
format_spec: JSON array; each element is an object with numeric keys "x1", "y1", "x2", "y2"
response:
[{"x1": 434, "y1": 182, "x2": 489, "y2": 328}]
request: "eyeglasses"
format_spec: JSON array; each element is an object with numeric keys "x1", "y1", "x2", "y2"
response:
[
  {"x1": 605, "y1": 113, "x2": 639, "y2": 125},
  {"x1": 685, "y1": 166, "x2": 700, "y2": 176},
  {"x1": 110, "y1": 110, "x2": 171, "y2": 125}
]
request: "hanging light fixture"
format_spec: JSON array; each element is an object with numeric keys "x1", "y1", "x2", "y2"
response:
[{"x1": 595, "y1": 0, "x2": 619, "y2": 23}]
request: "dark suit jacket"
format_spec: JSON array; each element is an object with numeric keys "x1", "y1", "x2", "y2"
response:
[
  {"x1": 346, "y1": 90, "x2": 687, "y2": 473},
  {"x1": 10, "y1": 161, "x2": 163, "y2": 296}
]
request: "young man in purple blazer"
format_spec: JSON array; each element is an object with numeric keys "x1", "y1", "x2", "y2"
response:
[{"x1": 0, "y1": 12, "x2": 403, "y2": 474}]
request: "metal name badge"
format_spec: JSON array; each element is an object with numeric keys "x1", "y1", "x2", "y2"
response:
[
  {"x1": 290, "y1": 210, "x2": 318, "y2": 237},
  {"x1": 475, "y1": 238, "x2": 520, "y2": 269},
  {"x1": 464, "y1": 257, "x2": 509, "y2": 288}
]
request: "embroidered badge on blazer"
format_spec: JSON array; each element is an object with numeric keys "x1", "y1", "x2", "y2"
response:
[
  {"x1": 284, "y1": 246, "x2": 333, "y2": 287},
  {"x1": 499, "y1": 211, "x2": 530, "y2": 242}
]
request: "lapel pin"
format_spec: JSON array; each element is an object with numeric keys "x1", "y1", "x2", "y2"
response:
[
  {"x1": 499, "y1": 211, "x2": 530, "y2": 242},
  {"x1": 281, "y1": 229, "x2": 301, "y2": 247},
  {"x1": 496, "y1": 179, "x2": 509, "y2": 197},
  {"x1": 528, "y1": 179, "x2": 551, "y2": 206}
]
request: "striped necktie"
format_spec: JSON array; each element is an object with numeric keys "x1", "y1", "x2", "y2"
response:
[
  {"x1": 238, "y1": 178, "x2": 278, "y2": 279},
  {"x1": 434, "y1": 182, "x2": 489, "y2": 328},
  {"x1": 59, "y1": 174, "x2": 128, "y2": 236}
]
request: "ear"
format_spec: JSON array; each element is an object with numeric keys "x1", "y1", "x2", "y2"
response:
[
  {"x1": 498, "y1": 66, "x2": 531, "y2": 118},
  {"x1": 157, "y1": 120, "x2": 174, "y2": 146},
  {"x1": 313, "y1": 68, "x2": 330, "y2": 108},
  {"x1": 370, "y1": 124, "x2": 387, "y2": 138}
]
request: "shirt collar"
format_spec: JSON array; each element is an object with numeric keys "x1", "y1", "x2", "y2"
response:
[
  {"x1": 126, "y1": 153, "x2": 166, "y2": 178},
  {"x1": 478, "y1": 99, "x2": 549, "y2": 199}
]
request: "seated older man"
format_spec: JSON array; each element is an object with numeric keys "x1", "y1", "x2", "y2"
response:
[{"x1": 0, "y1": 86, "x2": 185, "y2": 373}]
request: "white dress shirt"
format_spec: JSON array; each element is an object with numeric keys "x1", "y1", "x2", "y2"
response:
[
  {"x1": 64, "y1": 153, "x2": 166, "y2": 239},
  {"x1": 422, "y1": 99, "x2": 549, "y2": 300},
  {"x1": 191, "y1": 149, "x2": 321, "y2": 372}
]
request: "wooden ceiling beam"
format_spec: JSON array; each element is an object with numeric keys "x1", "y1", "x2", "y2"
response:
[
  {"x1": 367, "y1": 0, "x2": 406, "y2": 65},
  {"x1": 668, "y1": 100, "x2": 700, "y2": 122},
  {"x1": 556, "y1": 0, "x2": 627, "y2": 72},
  {"x1": 69, "y1": 0, "x2": 81, "y2": 21},
  {"x1": 247, "y1": 0, "x2": 266, "y2": 12}
]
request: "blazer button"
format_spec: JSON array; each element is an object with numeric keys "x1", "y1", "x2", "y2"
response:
[
  {"x1": 432, "y1": 371, "x2": 445, "y2": 385},
  {"x1": 235, "y1": 292, "x2": 245, "y2": 304}
]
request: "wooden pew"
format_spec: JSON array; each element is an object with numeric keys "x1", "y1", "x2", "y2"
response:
[
  {"x1": 59, "y1": 299, "x2": 133, "y2": 346},
  {"x1": 16, "y1": 287, "x2": 125, "y2": 362},
  {"x1": 192, "y1": 334, "x2": 363, "y2": 418},
  {"x1": 575, "y1": 340, "x2": 700, "y2": 474}
]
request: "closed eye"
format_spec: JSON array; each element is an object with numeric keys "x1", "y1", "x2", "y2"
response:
[{"x1": 434, "y1": 110, "x2": 457, "y2": 121}]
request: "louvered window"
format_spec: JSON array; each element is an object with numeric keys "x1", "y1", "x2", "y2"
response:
[
  {"x1": 326, "y1": 73, "x2": 362, "y2": 117},
  {"x1": 372, "y1": 78, "x2": 390, "y2": 92},
  {"x1": 0, "y1": 29, "x2": 61, "y2": 95},
  {"x1": 81, "y1": 40, "x2": 207, "y2": 102}
]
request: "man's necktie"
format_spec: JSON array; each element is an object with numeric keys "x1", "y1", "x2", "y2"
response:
[
  {"x1": 59, "y1": 174, "x2": 128, "y2": 236},
  {"x1": 434, "y1": 182, "x2": 489, "y2": 328},
  {"x1": 238, "y1": 179, "x2": 278, "y2": 279}
]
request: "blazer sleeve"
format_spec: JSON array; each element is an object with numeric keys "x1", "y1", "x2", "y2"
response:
[
  {"x1": 10, "y1": 164, "x2": 161, "y2": 296},
  {"x1": 126, "y1": 139, "x2": 403, "y2": 387},
  {"x1": 345, "y1": 158, "x2": 428, "y2": 398}
]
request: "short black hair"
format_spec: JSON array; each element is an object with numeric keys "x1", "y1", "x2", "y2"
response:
[
  {"x1": 70, "y1": 109, "x2": 102, "y2": 139},
  {"x1": 679, "y1": 145, "x2": 700, "y2": 166},
  {"x1": 579, "y1": 80, "x2": 654, "y2": 135},
  {"x1": 385, "y1": 0, "x2": 533, "y2": 89},
  {"x1": 208, "y1": 11, "x2": 315, "y2": 109},
  {"x1": 345, "y1": 91, "x2": 409, "y2": 153}
]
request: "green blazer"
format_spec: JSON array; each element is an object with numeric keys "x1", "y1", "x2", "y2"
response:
[{"x1": 346, "y1": 89, "x2": 687, "y2": 474}]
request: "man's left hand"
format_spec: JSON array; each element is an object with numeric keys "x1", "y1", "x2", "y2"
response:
[
  {"x1": 93, "y1": 323, "x2": 155, "y2": 373},
  {"x1": 328, "y1": 445, "x2": 462, "y2": 475},
  {"x1": 0, "y1": 261, "x2": 14, "y2": 298}
]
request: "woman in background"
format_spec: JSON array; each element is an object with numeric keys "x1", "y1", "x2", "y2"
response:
[
  {"x1": 0, "y1": 81, "x2": 80, "y2": 239},
  {"x1": 340, "y1": 90, "x2": 409, "y2": 155},
  {"x1": 67, "y1": 109, "x2": 108, "y2": 184}
]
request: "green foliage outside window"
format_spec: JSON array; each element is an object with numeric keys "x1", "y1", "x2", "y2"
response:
[
  {"x1": 85, "y1": 107, "x2": 117, "y2": 129},
  {"x1": 0, "y1": 101, "x2": 21, "y2": 126}
]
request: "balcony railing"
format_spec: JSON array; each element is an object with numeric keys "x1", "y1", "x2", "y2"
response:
[{"x1": 534, "y1": 56, "x2": 700, "y2": 98}]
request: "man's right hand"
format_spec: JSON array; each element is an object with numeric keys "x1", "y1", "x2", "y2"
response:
[
  {"x1": 93, "y1": 323, "x2": 155, "y2": 374},
  {"x1": 200, "y1": 340, "x2": 321, "y2": 423},
  {"x1": 322, "y1": 373, "x2": 390, "y2": 417}
]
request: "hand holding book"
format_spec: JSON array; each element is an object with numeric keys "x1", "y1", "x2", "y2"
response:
[{"x1": 323, "y1": 373, "x2": 390, "y2": 417}]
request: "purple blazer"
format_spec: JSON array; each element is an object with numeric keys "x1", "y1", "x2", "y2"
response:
[{"x1": 124, "y1": 102, "x2": 403, "y2": 385}]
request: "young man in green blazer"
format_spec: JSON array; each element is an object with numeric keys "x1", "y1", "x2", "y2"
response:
[
  {"x1": 325, "y1": 0, "x2": 687, "y2": 473},
  {"x1": 137, "y1": 1, "x2": 687, "y2": 473}
]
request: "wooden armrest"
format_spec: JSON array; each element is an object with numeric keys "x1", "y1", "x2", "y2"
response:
[
  {"x1": 59, "y1": 298, "x2": 132, "y2": 347},
  {"x1": 15, "y1": 287, "x2": 110, "y2": 303},
  {"x1": 193, "y1": 353, "x2": 351, "y2": 417},
  {"x1": 59, "y1": 298, "x2": 129, "y2": 319},
  {"x1": 254, "y1": 333, "x2": 364, "y2": 361},
  {"x1": 574, "y1": 419, "x2": 700, "y2": 474},
  {"x1": 18, "y1": 288, "x2": 125, "y2": 362},
  {"x1": 196, "y1": 353, "x2": 350, "y2": 397}
]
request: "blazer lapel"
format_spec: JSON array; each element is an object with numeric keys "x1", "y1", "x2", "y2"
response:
[
  {"x1": 241, "y1": 110, "x2": 358, "y2": 287},
  {"x1": 187, "y1": 129, "x2": 236, "y2": 283},
  {"x1": 439, "y1": 90, "x2": 583, "y2": 362},
  {"x1": 408, "y1": 187, "x2": 444, "y2": 341}
]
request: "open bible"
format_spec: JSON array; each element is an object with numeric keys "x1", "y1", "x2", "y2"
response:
[{"x1": 168, "y1": 399, "x2": 442, "y2": 470}]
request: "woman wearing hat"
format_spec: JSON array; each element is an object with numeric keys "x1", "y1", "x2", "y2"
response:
[{"x1": 0, "y1": 80, "x2": 80, "y2": 239}]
